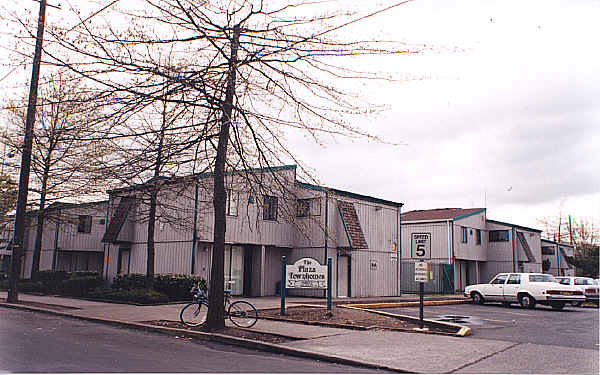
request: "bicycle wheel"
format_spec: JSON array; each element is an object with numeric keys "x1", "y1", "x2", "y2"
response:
[
  {"x1": 228, "y1": 301, "x2": 258, "y2": 328},
  {"x1": 180, "y1": 302, "x2": 207, "y2": 327}
]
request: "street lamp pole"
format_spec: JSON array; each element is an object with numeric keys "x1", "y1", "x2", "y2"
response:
[{"x1": 7, "y1": 0, "x2": 47, "y2": 303}]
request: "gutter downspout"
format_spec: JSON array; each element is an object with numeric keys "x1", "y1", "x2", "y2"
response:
[
  {"x1": 52, "y1": 217, "x2": 59, "y2": 270},
  {"x1": 447, "y1": 220, "x2": 452, "y2": 264},
  {"x1": 324, "y1": 189, "x2": 329, "y2": 299},
  {"x1": 191, "y1": 179, "x2": 199, "y2": 274},
  {"x1": 103, "y1": 200, "x2": 110, "y2": 282},
  {"x1": 511, "y1": 226, "x2": 516, "y2": 272},
  {"x1": 396, "y1": 205, "x2": 401, "y2": 296},
  {"x1": 555, "y1": 243, "x2": 560, "y2": 276}
]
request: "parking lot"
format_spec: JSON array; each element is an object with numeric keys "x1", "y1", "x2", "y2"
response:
[{"x1": 378, "y1": 302, "x2": 599, "y2": 350}]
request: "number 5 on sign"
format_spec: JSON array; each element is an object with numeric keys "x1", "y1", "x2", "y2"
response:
[{"x1": 411, "y1": 233, "x2": 431, "y2": 259}]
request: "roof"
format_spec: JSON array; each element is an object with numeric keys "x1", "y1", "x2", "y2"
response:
[
  {"x1": 298, "y1": 182, "x2": 403, "y2": 208},
  {"x1": 487, "y1": 219, "x2": 542, "y2": 233},
  {"x1": 337, "y1": 200, "x2": 368, "y2": 249},
  {"x1": 109, "y1": 165, "x2": 297, "y2": 195},
  {"x1": 402, "y1": 208, "x2": 485, "y2": 222}
]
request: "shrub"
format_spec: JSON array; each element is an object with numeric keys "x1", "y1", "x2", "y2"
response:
[
  {"x1": 88, "y1": 287, "x2": 168, "y2": 304},
  {"x1": 153, "y1": 274, "x2": 207, "y2": 301},
  {"x1": 110, "y1": 273, "x2": 206, "y2": 301},
  {"x1": 62, "y1": 276, "x2": 104, "y2": 297},
  {"x1": 33, "y1": 270, "x2": 71, "y2": 292},
  {"x1": 111, "y1": 273, "x2": 146, "y2": 291}
]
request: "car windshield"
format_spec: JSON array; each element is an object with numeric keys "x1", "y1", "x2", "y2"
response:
[{"x1": 529, "y1": 274, "x2": 556, "y2": 283}]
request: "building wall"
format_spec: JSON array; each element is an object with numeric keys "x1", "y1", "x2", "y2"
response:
[
  {"x1": 452, "y1": 212, "x2": 487, "y2": 261},
  {"x1": 401, "y1": 221, "x2": 450, "y2": 262}
]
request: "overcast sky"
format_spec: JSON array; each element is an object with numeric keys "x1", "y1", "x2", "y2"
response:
[
  {"x1": 287, "y1": 0, "x2": 600, "y2": 230},
  {"x1": 1, "y1": 0, "x2": 598, "y2": 232}
]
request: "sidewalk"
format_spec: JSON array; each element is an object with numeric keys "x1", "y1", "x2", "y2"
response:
[{"x1": 2, "y1": 292, "x2": 598, "y2": 374}]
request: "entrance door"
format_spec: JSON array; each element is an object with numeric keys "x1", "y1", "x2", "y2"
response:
[
  {"x1": 224, "y1": 245, "x2": 244, "y2": 295},
  {"x1": 337, "y1": 256, "x2": 349, "y2": 297}
]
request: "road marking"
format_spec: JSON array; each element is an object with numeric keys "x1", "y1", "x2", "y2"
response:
[{"x1": 482, "y1": 318, "x2": 510, "y2": 323}]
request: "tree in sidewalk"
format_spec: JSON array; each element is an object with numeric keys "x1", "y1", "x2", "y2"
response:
[
  {"x1": 2, "y1": 71, "x2": 112, "y2": 277},
  {"x1": 40, "y1": 0, "x2": 418, "y2": 330},
  {"x1": 97, "y1": 82, "x2": 217, "y2": 290}
]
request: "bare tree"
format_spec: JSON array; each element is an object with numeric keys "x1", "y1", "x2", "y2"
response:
[
  {"x1": 3, "y1": 72, "x2": 111, "y2": 277},
  {"x1": 29, "y1": 0, "x2": 418, "y2": 330}
]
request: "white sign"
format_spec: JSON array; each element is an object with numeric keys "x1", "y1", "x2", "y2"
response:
[
  {"x1": 411, "y1": 233, "x2": 431, "y2": 259},
  {"x1": 286, "y1": 257, "x2": 327, "y2": 289},
  {"x1": 415, "y1": 261, "x2": 428, "y2": 282}
]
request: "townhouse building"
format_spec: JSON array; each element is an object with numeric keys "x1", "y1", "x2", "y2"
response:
[
  {"x1": 0, "y1": 201, "x2": 108, "y2": 278},
  {"x1": 100, "y1": 165, "x2": 403, "y2": 297},
  {"x1": 401, "y1": 208, "x2": 543, "y2": 291},
  {"x1": 541, "y1": 239, "x2": 575, "y2": 277}
]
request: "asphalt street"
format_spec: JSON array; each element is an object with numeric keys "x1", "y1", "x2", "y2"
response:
[
  {"x1": 0, "y1": 309, "x2": 385, "y2": 373},
  {"x1": 379, "y1": 302, "x2": 600, "y2": 350}
]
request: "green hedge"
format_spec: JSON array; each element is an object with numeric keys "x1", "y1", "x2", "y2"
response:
[
  {"x1": 87, "y1": 287, "x2": 169, "y2": 304},
  {"x1": 111, "y1": 273, "x2": 206, "y2": 301},
  {"x1": 62, "y1": 276, "x2": 104, "y2": 297}
]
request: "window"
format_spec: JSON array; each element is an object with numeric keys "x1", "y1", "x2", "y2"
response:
[
  {"x1": 77, "y1": 215, "x2": 92, "y2": 233},
  {"x1": 491, "y1": 274, "x2": 508, "y2": 284},
  {"x1": 461, "y1": 226, "x2": 468, "y2": 243},
  {"x1": 489, "y1": 230, "x2": 509, "y2": 242},
  {"x1": 541, "y1": 246, "x2": 555, "y2": 255},
  {"x1": 296, "y1": 198, "x2": 321, "y2": 217},
  {"x1": 297, "y1": 199, "x2": 310, "y2": 217},
  {"x1": 226, "y1": 189, "x2": 239, "y2": 216},
  {"x1": 575, "y1": 278, "x2": 594, "y2": 285},
  {"x1": 262, "y1": 195, "x2": 278, "y2": 221},
  {"x1": 507, "y1": 274, "x2": 521, "y2": 285},
  {"x1": 556, "y1": 278, "x2": 570, "y2": 285},
  {"x1": 529, "y1": 274, "x2": 556, "y2": 283},
  {"x1": 475, "y1": 229, "x2": 481, "y2": 245}
]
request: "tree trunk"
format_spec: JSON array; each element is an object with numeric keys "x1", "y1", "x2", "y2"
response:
[
  {"x1": 145, "y1": 187, "x2": 157, "y2": 289},
  {"x1": 31, "y1": 207, "x2": 45, "y2": 279},
  {"x1": 205, "y1": 24, "x2": 240, "y2": 331}
]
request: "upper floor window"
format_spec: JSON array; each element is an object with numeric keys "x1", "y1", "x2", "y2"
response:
[
  {"x1": 489, "y1": 230, "x2": 509, "y2": 242},
  {"x1": 262, "y1": 195, "x2": 278, "y2": 221},
  {"x1": 77, "y1": 215, "x2": 92, "y2": 233},
  {"x1": 297, "y1": 199, "x2": 310, "y2": 217},
  {"x1": 475, "y1": 229, "x2": 481, "y2": 245},
  {"x1": 296, "y1": 198, "x2": 321, "y2": 217},
  {"x1": 460, "y1": 226, "x2": 468, "y2": 243},
  {"x1": 541, "y1": 246, "x2": 555, "y2": 255},
  {"x1": 226, "y1": 189, "x2": 239, "y2": 216}
]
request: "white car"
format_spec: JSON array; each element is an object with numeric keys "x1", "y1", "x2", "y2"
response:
[
  {"x1": 464, "y1": 273, "x2": 585, "y2": 310},
  {"x1": 555, "y1": 276, "x2": 599, "y2": 307}
]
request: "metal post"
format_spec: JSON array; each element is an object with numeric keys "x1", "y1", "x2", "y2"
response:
[
  {"x1": 280, "y1": 255, "x2": 286, "y2": 315},
  {"x1": 419, "y1": 282, "x2": 424, "y2": 329},
  {"x1": 327, "y1": 257, "x2": 332, "y2": 311}
]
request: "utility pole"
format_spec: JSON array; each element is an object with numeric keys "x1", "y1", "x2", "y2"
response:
[{"x1": 7, "y1": 0, "x2": 48, "y2": 303}]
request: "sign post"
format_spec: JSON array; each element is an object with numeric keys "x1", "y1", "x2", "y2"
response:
[
  {"x1": 280, "y1": 256, "x2": 286, "y2": 315},
  {"x1": 414, "y1": 261, "x2": 428, "y2": 329}
]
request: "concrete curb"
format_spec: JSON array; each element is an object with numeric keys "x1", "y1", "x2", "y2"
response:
[
  {"x1": 343, "y1": 298, "x2": 471, "y2": 309},
  {"x1": 340, "y1": 305, "x2": 472, "y2": 337},
  {"x1": 0, "y1": 302, "x2": 413, "y2": 373}
]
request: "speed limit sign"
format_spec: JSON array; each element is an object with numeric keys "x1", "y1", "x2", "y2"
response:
[{"x1": 411, "y1": 233, "x2": 431, "y2": 259}]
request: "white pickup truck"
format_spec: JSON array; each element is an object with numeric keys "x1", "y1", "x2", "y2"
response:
[{"x1": 464, "y1": 273, "x2": 586, "y2": 310}]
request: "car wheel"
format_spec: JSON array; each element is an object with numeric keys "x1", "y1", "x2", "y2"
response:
[
  {"x1": 519, "y1": 294, "x2": 536, "y2": 309},
  {"x1": 550, "y1": 302, "x2": 565, "y2": 311},
  {"x1": 472, "y1": 292, "x2": 484, "y2": 305}
]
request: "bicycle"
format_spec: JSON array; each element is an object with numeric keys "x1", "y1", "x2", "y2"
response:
[{"x1": 179, "y1": 283, "x2": 258, "y2": 328}]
